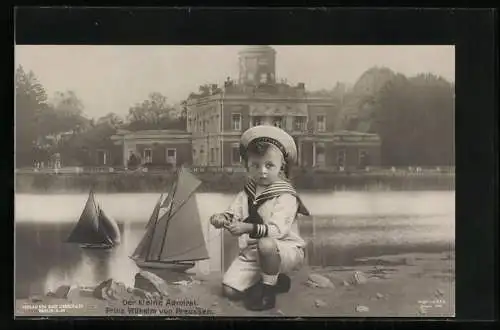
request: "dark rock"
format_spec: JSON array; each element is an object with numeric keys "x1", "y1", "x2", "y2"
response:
[
  {"x1": 47, "y1": 285, "x2": 71, "y2": 299},
  {"x1": 134, "y1": 271, "x2": 169, "y2": 297},
  {"x1": 93, "y1": 279, "x2": 113, "y2": 300},
  {"x1": 131, "y1": 287, "x2": 149, "y2": 299},
  {"x1": 31, "y1": 296, "x2": 43, "y2": 303}
]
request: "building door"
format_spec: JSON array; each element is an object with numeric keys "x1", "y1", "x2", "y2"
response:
[
  {"x1": 96, "y1": 150, "x2": 107, "y2": 166},
  {"x1": 359, "y1": 150, "x2": 371, "y2": 168},
  {"x1": 166, "y1": 148, "x2": 177, "y2": 167},
  {"x1": 337, "y1": 149, "x2": 346, "y2": 169},
  {"x1": 143, "y1": 149, "x2": 152, "y2": 164},
  {"x1": 315, "y1": 143, "x2": 326, "y2": 167}
]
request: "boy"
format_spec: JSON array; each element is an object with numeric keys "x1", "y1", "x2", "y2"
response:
[{"x1": 210, "y1": 125, "x2": 309, "y2": 311}]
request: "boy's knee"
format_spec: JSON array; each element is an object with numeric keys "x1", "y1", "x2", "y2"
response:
[
  {"x1": 222, "y1": 284, "x2": 242, "y2": 301},
  {"x1": 257, "y1": 237, "x2": 278, "y2": 256}
]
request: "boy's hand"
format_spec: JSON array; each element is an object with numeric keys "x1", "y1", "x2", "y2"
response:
[
  {"x1": 209, "y1": 213, "x2": 227, "y2": 229},
  {"x1": 226, "y1": 222, "x2": 253, "y2": 236}
]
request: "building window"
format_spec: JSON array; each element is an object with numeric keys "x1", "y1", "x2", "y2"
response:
[
  {"x1": 231, "y1": 145, "x2": 241, "y2": 165},
  {"x1": 247, "y1": 72, "x2": 254, "y2": 81},
  {"x1": 317, "y1": 115, "x2": 326, "y2": 132},
  {"x1": 337, "y1": 149, "x2": 346, "y2": 167},
  {"x1": 215, "y1": 147, "x2": 219, "y2": 163},
  {"x1": 316, "y1": 115, "x2": 326, "y2": 132},
  {"x1": 251, "y1": 116, "x2": 263, "y2": 127},
  {"x1": 260, "y1": 73, "x2": 267, "y2": 83},
  {"x1": 143, "y1": 148, "x2": 152, "y2": 164},
  {"x1": 166, "y1": 148, "x2": 176, "y2": 165},
  {"x1": 294, "y1": 116, "x2": 307, "y2": 131},
  {"x1": 210, "y1": 148, "x2": 215, "y2": 163},
  {"x1": 273, "y1": 116, "x2": 285, "y2": 128},
  {"x1": 315, "y1": 143, "x2": 326, "y2": 167},
  {"x1": 232, "y1": 113, "x2": 242, "y2": 131}
]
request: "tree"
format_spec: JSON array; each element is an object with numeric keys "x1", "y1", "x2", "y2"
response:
[
  {"x1": 15, "y1": 65, "x2": 50, "y2": 166},
  {"x1": 41, "y1": 90, "x2": 89, "y2": 136},
  {"x1": 96, "y1": 112, "x2": 124, "y2": 127},
  {"x1": 372, "y1": 73, "x2": 454, "y2": 166},
  {"x1": 126, "y1": 92, "x2": 185, "y2": 130}
]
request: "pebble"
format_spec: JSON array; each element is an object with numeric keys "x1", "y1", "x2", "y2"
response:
[
  {"x1": 342, "y1": 280, "x2": 350, "y2": 286},
  {"x1": 275, "y1": 309, "x2": 285, "y2": 316},
  {"x1": 352, "y1": 271, "x2": 368, "y2": 285},
  {"x1": 418, "y1": 305, "x2": 427, "y2": 315},
  {"x1": 435, "y1": 289, "x2": 444, "y2": 297},
  {"x1": 314, "y1": 299, "x2": 327, "y2": 308},
  {"x1": 355, "y1": 305, "x2": 370, "y2": 313},
  {"x1": 306, "y1": 273, "x2": 335, "y2": 289},
  {"x1": 376, "y1": 293, "x2": 384, "y2": 299}
]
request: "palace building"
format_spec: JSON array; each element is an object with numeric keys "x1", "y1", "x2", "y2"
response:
[
  {"x1": 112, "y1": 46, "x2": 381, "y2": 170},
  {"x1": 186, "y1": 46, "x2": 381, "y2": 169}
]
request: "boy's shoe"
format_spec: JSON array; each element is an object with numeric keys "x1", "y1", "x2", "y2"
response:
[
  {"x1": 245, "y1": 274, "x2": 291, "y2": 296},
  {"x1": 275, "y1": 274, "x2": 291, "y2": 294},
  {"x1": 244, "y1": 283, "x2": 276, "y2": 311}
]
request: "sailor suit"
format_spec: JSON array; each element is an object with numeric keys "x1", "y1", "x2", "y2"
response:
[{"x1": 222, "y1": 178, "x2": 309, "y2": 292}]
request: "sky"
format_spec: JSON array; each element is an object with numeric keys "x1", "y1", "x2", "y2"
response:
[{"x1": 15, "y1": 45, "x2": 455, "y2": 119}]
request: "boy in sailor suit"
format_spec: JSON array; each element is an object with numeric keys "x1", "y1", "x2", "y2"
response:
[{"x1": 210, "y1": 125, "x2": 309, "y2": 311}]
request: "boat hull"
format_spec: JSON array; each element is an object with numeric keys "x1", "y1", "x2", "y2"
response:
[
  {"x1": 134, "y1": 260, "x2": 195, "y2": 272},
  {"x1": 80, "y1": 243, "x2": 114, "y2": 249}
]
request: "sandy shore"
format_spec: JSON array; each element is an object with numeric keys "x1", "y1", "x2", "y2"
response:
[{"x1": 15, "y1": 251, "x2": 454, "y2": 318}]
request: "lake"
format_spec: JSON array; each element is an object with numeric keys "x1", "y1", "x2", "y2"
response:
[{"x1": 14, "y1": 191, "x2": 455, "y2": 299}]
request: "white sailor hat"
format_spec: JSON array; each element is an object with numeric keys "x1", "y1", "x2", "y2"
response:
[{"x1": 239, "y1": 125, "x2": 297, "y2": 164}]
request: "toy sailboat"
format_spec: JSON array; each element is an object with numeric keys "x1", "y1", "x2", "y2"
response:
[
  {"x1": 130, "y1": 166, "x2": 209, "y2": 273},
  {"x1": 66, "y1": 189, "x2": 121, "y2": 249}
]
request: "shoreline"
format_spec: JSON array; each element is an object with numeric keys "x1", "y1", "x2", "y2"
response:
[
  {"x1": 15, "y1": 251, "x2": 455, "y2": 317},
  {"x1": 15, "y1": 171, "x2": 455, "y2": 194}
]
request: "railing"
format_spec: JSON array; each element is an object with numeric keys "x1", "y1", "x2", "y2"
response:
[{"x1": 15, "y1": 165, "x2": 455, "y2": 175}]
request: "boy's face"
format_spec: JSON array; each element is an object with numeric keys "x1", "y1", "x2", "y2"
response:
[{"x1": 247, "y1": 146, "x2": 284, "y2": 186}]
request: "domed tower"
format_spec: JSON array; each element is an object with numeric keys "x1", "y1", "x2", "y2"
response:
[{"x1": 238, "y1": 46, "x2": 276, "y2": 85}]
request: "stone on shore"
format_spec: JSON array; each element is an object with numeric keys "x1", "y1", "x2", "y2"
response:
[
  {"x1": 314, "y1": 299, "x2": 327, "y2": 307},
  {"x1": 305, "y1": 273, "x2": 335, "y2": 289},
  {"x1": 47, "y1": 285, "x2": 71, "y2": 299},
  {"x1": 134, "y1": 271, "x2": 169, "y2": 297},
  {"x1": 351, "y1": 271, "x2": 368, "y2": 285}
]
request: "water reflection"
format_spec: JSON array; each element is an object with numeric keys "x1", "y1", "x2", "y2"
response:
[{"x1": 14, "y1": 191, "x2": 455, "y2": 299}]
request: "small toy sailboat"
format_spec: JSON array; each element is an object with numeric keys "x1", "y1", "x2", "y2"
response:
[
  {"x1": 130, "y1": 166, "x2": 209, "y2": 272},
  {"x1": 66, "y1": 189, "x2": 121, "y2": 249}
]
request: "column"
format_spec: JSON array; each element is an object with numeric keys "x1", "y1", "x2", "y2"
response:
[
  {"x1": 312, "y1": 141, "x2": 316, "y2": 167},
  {"x1": 297, "y1": 138, "x2": 302, "y2": 166},
  {"x1": 286, "y1": 116, "x2": 294, "y2": 131},
  {"x1": 122, "y1": 139, "x2": 128, "y2": 167}
]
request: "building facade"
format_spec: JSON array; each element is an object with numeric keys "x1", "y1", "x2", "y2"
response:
[
  {"x1": 111, "y1": 46, "x2": 381, "y2": 170},
  {"x1": 111, "y1": 129, "x2": 192, "y2": 168}
]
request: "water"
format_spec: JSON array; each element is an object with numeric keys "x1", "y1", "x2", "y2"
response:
[{"x1": 14, "y1": 191, "x2": 455, "y2": 299}]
